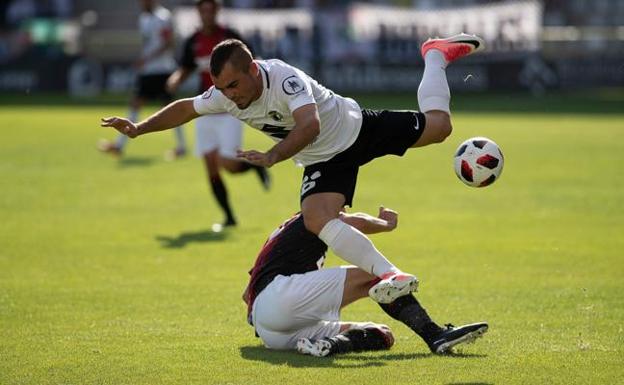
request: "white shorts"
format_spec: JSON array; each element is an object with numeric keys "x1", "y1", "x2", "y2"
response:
[
  {"x1": 195, "y1": 113, "x2": 242, "y2": 159},
  {"x1": 251, "y1": 267, "x2": 348, "y2": 350}
]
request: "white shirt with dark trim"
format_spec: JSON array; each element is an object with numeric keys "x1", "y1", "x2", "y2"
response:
[{"x1": 192, "y1": 59, "x2": 363, "y2": 167}]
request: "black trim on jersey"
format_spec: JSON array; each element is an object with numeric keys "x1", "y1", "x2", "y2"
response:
[
  {"x1": 261, "y1": 124, "x2": 289, "y2": 139},
  {"x1": 246, "y1": 213, "x2": 327, "y2": 319},
  {"x1": 258, "y1": 64, "x2": 270, "y2": 89}
]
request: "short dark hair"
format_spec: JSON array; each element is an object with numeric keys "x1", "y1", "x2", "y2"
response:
[
  {"x1": 194, "y1": 0, "x2": 222, "y2": 6},
  {"x1": 210, "y1": 39, "x2": 253, "y2": 77}
]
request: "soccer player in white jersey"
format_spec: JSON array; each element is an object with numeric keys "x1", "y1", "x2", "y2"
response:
[
  {"x1": 98, "y1": 0, "x2": 187, "y2": 159},
  {"x1": 101, "y1": 33, "x2": 485, "y2": 303}
]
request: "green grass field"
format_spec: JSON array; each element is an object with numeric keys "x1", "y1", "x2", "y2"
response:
[{"x1": 1, "y1": 91, "x2": 623, "y2": 384}]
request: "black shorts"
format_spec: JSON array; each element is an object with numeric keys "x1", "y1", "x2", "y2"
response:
[
  {"x1": 300, "y1": 109, "x2": 426, "y2": 207},
  {"x1": 134, "y1": 74, "x2": 173, "y2": 101}
]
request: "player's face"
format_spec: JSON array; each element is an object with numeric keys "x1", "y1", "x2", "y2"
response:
[
  {"x1": 197, "y1": 2, "x2": 218, "y2": 29},
  {"x1": 139, "y1": 0, "x2": 155, "y2": 12},
  {"x1": 213, "y1": 62, "x2": 262, "y2": 110}
]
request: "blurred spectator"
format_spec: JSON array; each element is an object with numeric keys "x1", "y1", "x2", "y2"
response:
[{"x1": 6, "y1": 0, "x2": 36, "y2": 27}]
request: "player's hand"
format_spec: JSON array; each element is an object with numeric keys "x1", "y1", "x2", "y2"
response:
[
  {"x1": 100, "y1": 117, "x2": 140, "y2": 138},
  {"x1": 237, "y1": 149, "x2": 277, "y2": 168},
  {"x1": 378, "y1": 206, "x2": 398, "y2": 231},
  {"x1": 165, "y1": 77, "x2": 178, "y2": 94}
]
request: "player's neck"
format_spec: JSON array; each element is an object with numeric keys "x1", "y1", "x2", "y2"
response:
[{"x1": 201, "y1": 25, "x2": 219, "y2": 35}]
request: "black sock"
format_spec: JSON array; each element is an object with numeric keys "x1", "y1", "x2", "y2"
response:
[
  {"x1": 379, "y1": 294, "x2": 443, "y2": 344},
  {"x1": 235, "y1": 163, "x2": 269, "y2": 187},
  {"x1": 237, "y1": 162, "x2": 253, "y2": 172},
  {"x1": 325, "y1": 327, "x2": 392, "y2": 355},
  {"x1": 209, "y1": 176, "x2": 235, "y2": 224}
]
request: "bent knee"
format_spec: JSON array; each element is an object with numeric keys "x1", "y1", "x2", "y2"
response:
[
  {"x1": 432, "y1": 113, "x2": 452, "y2": 143},
  {"x1": 424, "y1": 111, "x2": 452, "y2": 144},
  {"x1": 302, "y1": 210, "x2": 334, "y2": 235}
]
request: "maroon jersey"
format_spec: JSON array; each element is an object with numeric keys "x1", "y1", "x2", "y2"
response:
[
  {"x1": 179, "y1": 26, "x2": 243, "y2": 92},
  {"x1": 246, "y1": 213, "x2": 328, "y2": 318}
]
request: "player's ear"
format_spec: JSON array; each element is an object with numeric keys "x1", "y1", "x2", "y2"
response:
[{"x1": 249, "y1": 61, "x2": 258, "y2": 74}]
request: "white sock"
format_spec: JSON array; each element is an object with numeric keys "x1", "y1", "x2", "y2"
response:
[
  {"x1": 318, "y1": 219, "x2": 400, "y2": 277},
  {"x1": 417, "y1": 50, "x2": 450, "y2": 114},
  {"x1": 173, "y1": 126, "x2": 186, "y2": 150},
  {"x1": 116, "y1": 108, "x2": 140, "y2": 148}
]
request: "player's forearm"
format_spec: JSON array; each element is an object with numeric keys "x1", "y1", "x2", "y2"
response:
[
  {"x1": 266, "y1": 121, "x2": 320, "y2": 165},
  {"x1": 339, "y1": 212, "x2": 394, "y2": 234},
  {"x1": 167, "y1": 68, "x2": 192, "y2": 92},
  {"x1": 136, "y1": 99, "x2": 199, "y2": 136}
]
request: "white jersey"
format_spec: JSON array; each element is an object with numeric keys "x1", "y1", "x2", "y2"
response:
[
  {"x1": 138, "y1": 5, "x2": 176, "y2": 75},
  {"x1": 192, "y1": 59, "x2": 363, "y2": 167}
]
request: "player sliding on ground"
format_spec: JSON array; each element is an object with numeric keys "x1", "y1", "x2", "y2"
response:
[
  {"x1": 242, "y1": 207, "x2": 488, "y2": 356},
  {"x1": 101, "y1": 33, "x2": 485, "y2": 300}
]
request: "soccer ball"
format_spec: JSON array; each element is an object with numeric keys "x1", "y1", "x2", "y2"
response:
[{"x1": 454, "y1": 137, "x2": 504, "y2": 187}]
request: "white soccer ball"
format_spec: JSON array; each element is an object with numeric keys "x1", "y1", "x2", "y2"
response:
[{"x1": 453, "y1": 137, "x2": 504, "y2": 187}]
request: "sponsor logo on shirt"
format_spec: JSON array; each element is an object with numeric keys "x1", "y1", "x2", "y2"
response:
[
  {"x1": 268, "y1": 110, "x2": 284, "y2": 122},
  {"x1": 282, "y1": 75, "x2": 305, "y2": 96}
]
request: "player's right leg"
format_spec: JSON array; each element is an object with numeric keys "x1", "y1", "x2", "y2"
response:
[
  {"x1": 413, "y1": 33, "x2": 485, "y2": 148},
  {"x1": 300, "y1": 170, "x2": 417, "y2": 303},
  {"x1": 196, "y1": 116, "x2": 237, "y2": 227},
  {"x1": 379, "y1": 294, "x2": 488, "y2": 354}
]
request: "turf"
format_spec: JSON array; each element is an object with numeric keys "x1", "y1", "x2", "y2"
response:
[{"x1": 1, "y1": 92, "x2": 623, "y2": 384}]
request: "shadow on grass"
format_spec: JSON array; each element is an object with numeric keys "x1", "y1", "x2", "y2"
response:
[
  {"x1": 115, "y1": 156, "x2": 157, "y2": 168},
  {"x1": 240, "y1": 345, "x2": 486, "y2": 368},
  {"x1": 155, "y1": 229, "x2": 229, "y2": 248},
  {"x1": 445, "y1": 383, "x2": 493, "y2": 385}
]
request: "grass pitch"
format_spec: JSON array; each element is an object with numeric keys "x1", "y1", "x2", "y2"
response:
[{"x1": 1, "y1": 91, "x2": 623, "y2": 384}]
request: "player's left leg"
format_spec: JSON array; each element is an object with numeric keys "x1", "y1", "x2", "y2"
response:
[
  {"x1": 411, "y1": 33, "x2": 485, "y2": 148},
  {"x1": 296, "y1": 268, "x2": 395, "y2": 357},
  {"x1": 296, "y1": 323, "x2": 394, "y2": 357}
]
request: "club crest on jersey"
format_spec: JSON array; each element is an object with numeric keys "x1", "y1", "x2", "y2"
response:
[
  {"x1": 282, "y1": 75, "x2": 305, "y2": 95},
  {"x1": 268, "y1": 110, "x2": 283, "y2": 122}
]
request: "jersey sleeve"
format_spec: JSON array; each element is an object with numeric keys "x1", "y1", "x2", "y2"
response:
[
  {"x1": 279, "y1": 72, "x2": 315, "y2": 113},
  {"x1": 179, "y1": 34, "x2": 197, "y2": 70},
  {"x1": 192, "y1": 87, "x2": 227, "y2": 115}
]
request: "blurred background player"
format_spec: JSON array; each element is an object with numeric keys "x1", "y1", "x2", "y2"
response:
[
  {"x1": 243, "y1": 207, "x2": 488, "y2": 356},
  {"x1": 166, "y1": 0, "x2": 270, "y2": 228},
  {"x1": 97, "y1": 0, "x2": 187, "y2": 159}
]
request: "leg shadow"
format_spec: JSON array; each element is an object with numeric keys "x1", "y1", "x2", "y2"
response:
[
  {"x1": 239, "y1": 345, "x2": 433, "y2": 369},
  {"x1": 116, "y1": 156, "x2": 157, "y2": 168},
  {"x1": 156, "y1": 229, "x2": 229, "y2": 248}
]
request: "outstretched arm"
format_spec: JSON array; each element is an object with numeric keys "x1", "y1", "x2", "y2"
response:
[
  {"x1": 101, "y1": 98, "x2": 199, "y2": 138},
  {"x1": 339, "y1": 206, "x2": 399, "y2": 234},
  {"x1": 237, "y1": 103, "x2": 320, "y2": 167}
]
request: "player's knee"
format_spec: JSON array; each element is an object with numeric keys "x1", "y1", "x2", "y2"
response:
[
  {"x1": 434, "y1": 114, "x2": 452, "y2": 143},
  {"x1": 440, "y1": 119, "x2": 452, "y2": 142},
  {"x1": 426, "y1": 111, "x2": 452, "y2": 143},
  {"x1": 302, "y1": 213, "x2": 326, "y2": 235},
  {"x1": 368, "y1": 324, "x2": 395, "y2": 349}
]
